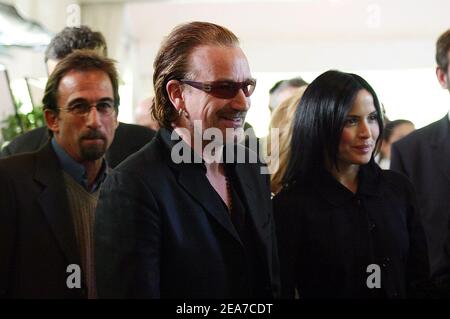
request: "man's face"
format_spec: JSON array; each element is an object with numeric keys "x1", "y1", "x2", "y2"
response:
[
  {"x1": 181, "y1": 45, "x2": 252, "y2": 145},
  {"x1": 46, "y1": 69, "x2": 118, "y2": 163}
]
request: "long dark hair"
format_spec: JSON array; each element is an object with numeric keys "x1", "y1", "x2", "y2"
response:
[{"x1": 283, "y1": 70, "x2": 384, "y2": 184}]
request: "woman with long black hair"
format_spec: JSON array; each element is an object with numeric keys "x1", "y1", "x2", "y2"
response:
[{"x1": 273, "y1": 70, "x2": 429, "y2": 298}]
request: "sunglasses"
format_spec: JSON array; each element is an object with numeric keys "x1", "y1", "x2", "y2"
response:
[{"x1": 180, "y1": 78, "x2": 257, "y2": 99}]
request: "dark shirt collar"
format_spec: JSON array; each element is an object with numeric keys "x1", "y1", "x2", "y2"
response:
[
  {"x1": 313, "y1": 161, "x2": 382, "y2": 207},
  {"x1": 51, "y1": 137, "x2": 108, "y2": 193}
]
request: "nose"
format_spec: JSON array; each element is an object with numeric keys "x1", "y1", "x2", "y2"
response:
[
  {"x1": 358, "y1": 120, "x2": 371, "y2": 139},
  {"x1": 230, "y1": 89, "x2": 250, "y2": 112},
  {"x1": 86, "y1": 106, "x2": 102, "y2": 128}
]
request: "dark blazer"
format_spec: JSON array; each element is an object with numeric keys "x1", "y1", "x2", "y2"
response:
[
  {"x1": 391, "y1": 115, "x2": 450, "y2": 291},
  {"x1": 0, "y1": 122, "x2": 156, "y2": 168},
  {"x1": 0, "y1": 143, "x2": 85, "y2": 298},
  {"x1": 94, "y1": 128, "x2": 280, "y2": 298},
  {"x1": 273, "y1": 163, "x2": 429, "y2": 299}
]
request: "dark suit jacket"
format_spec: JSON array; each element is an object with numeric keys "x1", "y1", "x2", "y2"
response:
[
  {"x1": 0, "y1": 122, "x2": 155, "y2": 168},
  {"x1": 94, "y1": 128, "x2": 280, "y2": 298},
  {"x1": 273, "y1": 163, "x2": 429, "y2": 299},
  {"x1": 391, "y1": 115, "x2": 450, "y2": 288},
  {"x1": 0, "y1": 143, "x2": 85, "y2": 298}
]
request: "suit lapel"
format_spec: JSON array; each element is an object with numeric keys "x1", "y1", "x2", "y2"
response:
[
  {"x1": 233, "y1": 163, "x2": 270, "y2": 249},
  {"x1": 233, "y1": 162, "x2": 273, "y2": 283},
  {"x1": 176, "y1": 164, "x2": 242, "y2": 244},
  {"x1": 159, "y1": 128, "x2": 274, "y2": 285},
  {"x1": 39, "y1": 128, "x2": 50, "y2": 146},
  {"x1": 160, "y1": 128, "x2": 243, "y2": 243},
  {"x1": 430, "y1": 116, "x2": 450, "y2": 183},
  {"x1": 34, "y1": 143, "x2": 81, "y2": 266}
]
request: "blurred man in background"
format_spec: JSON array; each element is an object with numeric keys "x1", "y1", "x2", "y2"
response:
[
  {"x1": 134, "y1": 96, "x2": 160, "y2": 131},
  {"x1": 391, "y1": 29, "x2": 450, "y2": 297},
  {"x1": 268, "y1": 76, "x2": 308, "y2": 113}
]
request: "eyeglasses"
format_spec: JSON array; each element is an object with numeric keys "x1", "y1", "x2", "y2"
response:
[
  {"x1": 62, "y1": 99, "x2": 116, "y2": 117},
  {"x1": 179, "y1": 78, "x2": 257, "y2": 99}
]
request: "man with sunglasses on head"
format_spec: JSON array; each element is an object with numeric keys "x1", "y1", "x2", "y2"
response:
[
  {"x1": 95, "y1": 21, "x2": 280, "y2": 299},
  {"x1": 0, "y1": 51, "x2": 119, "y2": 298}
]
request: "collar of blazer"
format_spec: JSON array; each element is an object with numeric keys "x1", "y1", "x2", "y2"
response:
[
  {"x1": 157, "y1": 128, "x2": 271, "y2": 250},
  {"x1": 429, "y1": 115, "x2": 450, "y2": 147},
  {"x1": 313, "y1": 161, "x2": 383, "y2": 207},
  {"x1": 429, "y1": 115, "x2": 450, "y2": 182},
  {"x1": 430, "y1": 114, "x2": 450, "y2": 182},
  {"x1": 33, "y1": 142, "x2": 81, "y2": 267}
]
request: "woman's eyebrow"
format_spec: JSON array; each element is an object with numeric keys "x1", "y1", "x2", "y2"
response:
[{"x1": 346, "y1": 111, "x2": 378, "y2": 117}]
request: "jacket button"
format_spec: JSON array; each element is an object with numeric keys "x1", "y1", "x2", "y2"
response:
[{"x1": 381, "y1": 257, "x2": 391, "y2": 268}]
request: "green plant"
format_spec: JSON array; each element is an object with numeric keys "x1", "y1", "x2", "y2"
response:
[{"x1": 1, "y1": 101, "x2": 44, "y2": 143}]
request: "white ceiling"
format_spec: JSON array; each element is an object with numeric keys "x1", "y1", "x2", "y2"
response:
[
  {"x1": 7, "y1": 0, "x2": 449, "y2": 73},
  {"x1": 126, "y1": 0, "x2": 450, "y2": 42},
  {"x1": 124, "y1": 0, "x2": 450, "y2": 73}
]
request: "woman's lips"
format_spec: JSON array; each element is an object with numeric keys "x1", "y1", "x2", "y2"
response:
[{"x1": 353, "y1": 144, "x2": 373, "y2": 154}]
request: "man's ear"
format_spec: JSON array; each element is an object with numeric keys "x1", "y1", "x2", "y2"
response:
[
  {"x1": 44, "y1": 109, "x2": 59, "y2": 134},
  {"x1": 436, "y1": 67, "x2": 449, "y2": 89},
  {"x1": 166, "y1": 79, "x2": 185, "y2": 111}
]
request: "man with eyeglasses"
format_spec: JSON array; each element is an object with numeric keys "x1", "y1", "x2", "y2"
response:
[
  {"x1": 0, "y1": 51, "x2": 118, "y2": 298},
  {"x1": 95, "y1": 21, "x2": 280, "y2": 298},
  {"x1": 0, "y1": 25, "x2": 155, "y2": 168}
]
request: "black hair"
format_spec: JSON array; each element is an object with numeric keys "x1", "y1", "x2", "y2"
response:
[
  {"x1": 283, "y1": 70, "x2": 384, "y2": 184},
  {"x1": 269, "y1": 76, "x2": 309, "y2": 95},
  {"x1": 44, "y1": 25, "x2": 107, "y2": 62}
]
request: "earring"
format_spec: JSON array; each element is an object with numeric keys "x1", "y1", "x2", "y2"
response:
[{"x1": 178, "y1": 108, "x2": 188, "y2": 118}]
